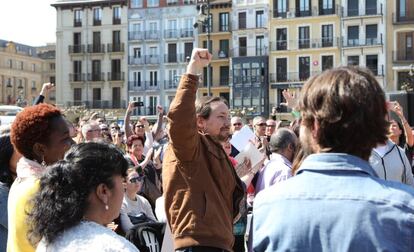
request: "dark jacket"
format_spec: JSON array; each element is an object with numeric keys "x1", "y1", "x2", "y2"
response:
[{"x1": 162, "y1": 74, "x2": 245, "y2": 251}]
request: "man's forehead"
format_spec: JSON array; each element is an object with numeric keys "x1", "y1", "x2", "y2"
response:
[{"x1": 266, "y1": 119, "x2": 276, "y2": 125}]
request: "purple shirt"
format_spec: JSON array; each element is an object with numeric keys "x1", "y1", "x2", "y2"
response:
[{"x1": 255, "y1": 153, "x2": 292, "y2": 194}]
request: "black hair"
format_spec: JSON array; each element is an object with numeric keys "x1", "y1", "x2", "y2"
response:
[
  {"x1": 28, "y1": 142, "x2": 128, "y2": 245},
  {"x1": 0, "y1": 134, "x2": 14, "y2": 187}
]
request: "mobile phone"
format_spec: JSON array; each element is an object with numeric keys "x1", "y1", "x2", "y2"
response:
[{"x1": 133, "y1": 101, "x2": 144, "y2": 107}]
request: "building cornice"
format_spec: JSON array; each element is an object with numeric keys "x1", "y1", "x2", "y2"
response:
[{"x1": 51, "y1": 0, "x2": 127, "y2": 10}]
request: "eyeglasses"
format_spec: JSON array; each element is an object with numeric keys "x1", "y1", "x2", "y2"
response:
[
  {"x1": 101, "y1": 128, "x2": 108, "y2": 131},
  {"x1": 135, "y1": 125, "x2": 145, "y2": 129},
  {"x1": 111, "y1": 126, "x2": 120, "y2": 130},
  {"x1": 87, "y1": 129, "x2": 101, "y2": 133},
  {"x1": 233, "y1": 123, "x2": 242, "y2": 126},
  {"x1": 129, "y1": 176, "x2": 144, "y2": 183},
  {"x1": 256, "y1": 123, "x2": 267, "y2": 127}
]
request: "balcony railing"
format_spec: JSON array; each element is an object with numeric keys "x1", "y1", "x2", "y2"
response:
[
  {"x1": 107, "y1": 72, "x2": 125, "y2": 81},
  {"x1": 343, "y1": 36, "x2": 383, "y2": 47},
  {"x1": 145, "y1": 31, "x2": 160, "y2": 40},
  {"x1": 128, "y1": 81, "x2": 145, "y2": 91},
  {"x1": 232, "y1": 18, "x2": 266, "y2": 31},
  {"x1": 219, "y1": 77, "x2": 230, "y2": 86},
  {"x1": 68, "y1": 45, "x2": 85, "y2": 54},
  {"x1": 129, "y1": 31, "x2": 144, "y2": 40},
  {"x1": 74, "y1": 20, "x2": 82, "y2": 27},
  {"x1": 144, "y1": 55, "x2": 160, "y2": 64},
  {"x1": 180, "y1": 28, "x2": 194, "y2": 38},
  {"x1": 164, "y1": 80, "x2": 178, "y2": 90},
  {"x1": 164, "y1": 29, "x2": 179, "y2": 39},
  {"x1": 93, "y1": 19, "x2": 101, "y2": 26},
  {"x1": 198, "y1": 25, "x2": 232, "y2": 34},
  {"x1": 211, "y1": 49, "x2": 230, "y2": 60},
  {"x1": 164, "y1": 53, "x2": 184, "y2": 63},
  {"x1": 107, "y1": 43, "x2": 125, "y2": 52},
  {"x1": 129, "y1": 56, "x2": 145, "y2": 65},
  {"x1": 113, "y1": 18, "x2": 121, "y2": 25},
  {"x1": 87, "y1": 73, "x2": 105, "y2": 82},
  {"x1": 69, "y1": 73, "x2": 85, "y2": 82},
  {"x1": 68, "y1": 100, "x2": 127, "y2": 109},
  {"x1": 367, "y1": 65, "x2": 385, "y2": 76},
  {"x1": 393, "y1": 50, "x2": 414, "y2": 62},
  {"x1": 232, "y1": 46, "x2": 269, "y2": 57},
  {"x1": 273, "y1": 6, "x2": 340, "y2": 18},
  {"x1": 87, "y1": 44, "x2": 105, "y2": 53},
  {"x1": 343, "y1": 5, "x2": 383, "y2": 17},
  {"x1": 144, "y1": 81, "x2": 160, "y2": 90},
  {"x1": 269, "y1": 71, "x2": 321, "y2": 83},
  {"x1": 393, "y1": 13, "x2": 414, "y2": 24}
]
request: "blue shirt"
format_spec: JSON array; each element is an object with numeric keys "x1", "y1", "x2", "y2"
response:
[
  {"x1": 0, "y1": 183, "x2": 9, "y2": 252},
  {"x1": 253, "y1": 153, "x2": 414, "y2": 252}
]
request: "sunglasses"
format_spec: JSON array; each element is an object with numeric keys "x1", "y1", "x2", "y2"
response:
[
  {"x1": 135, "y1": 125, "x2": 145, "y2": 129},
  {"x1": 111, "y1": 126, "x2": 120, "y2": 130},
  {"x1": 129, "y1": 176, "x2": 144, "y2": 183},
  {"x1": 101, "y1": 128, "x2": 108, "y2": 131},
  {"x1": 233, "y1": 123, "x2": 242, "y2": 126},
  {"x1": 256, "y1": 123, "x2": 267, "y2": 127}
]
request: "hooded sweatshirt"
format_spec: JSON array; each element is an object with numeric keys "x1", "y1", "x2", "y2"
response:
[{"x1": 369, "y1": 140, "x2": 414, "y2": 187}]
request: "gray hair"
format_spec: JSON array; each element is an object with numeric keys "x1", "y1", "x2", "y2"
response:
[{"x1": 269, "y1": 128, "x2": 297, "y2": 153}]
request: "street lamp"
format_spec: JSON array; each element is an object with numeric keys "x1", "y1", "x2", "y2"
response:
[{"x1": 194, "y1": 0, "x2": 211, "y2": 96}]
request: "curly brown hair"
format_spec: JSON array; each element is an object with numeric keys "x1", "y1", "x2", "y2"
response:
[
  {"x1": 11, "y1": 104, "x2": 62, "y2": 160},
  {"x1": 126, "y1": 134, "x2": 145, "y2": 148}
]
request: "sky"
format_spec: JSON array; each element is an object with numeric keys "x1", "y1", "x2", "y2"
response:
[{"x1": 1, "y1": 0, "x2": 57, "y2": 47}]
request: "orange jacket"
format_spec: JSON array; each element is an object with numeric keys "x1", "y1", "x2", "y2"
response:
[{"x1": 162, "y1": 74, "x2": 245, "y2": 251}]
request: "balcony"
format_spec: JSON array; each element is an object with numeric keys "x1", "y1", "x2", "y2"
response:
[
  {"x1": 164, "y1": 29, "x2": 179, "y2": 39},
  {"x1": 107, "y1": 72, "x2": 125, "y2": 81},
  {"x1": 198, "y1": 25, "x2": 232, "y2": 34},
  {"x1": 69, "y1": 73, "x2": 85, "y2": 82},
  {"x1": 129, "y1": 31, "x2": 144, "y2": 41},
  {"x1": 129, "y1": 56, "x2": 145, "y2": 65},
  {"x1": 144, "y1": 55, "x2": 160, "y2": 64},
  {"x1": 232, "y1": 46, "x2": 269, "y2": 57},
  {"x1": 393, "y1": 13, "x2": 414, "y2": 24},
  {"x1": 113, "y1": 18, "x2": 121, "y2": 25},
  {"x1": 107, "y1": 43, "x2": 125, "y2": 53},
  {"x1": 93, "y1": 19, "x2": 101, "y2": 26},
  {"x1": 145, "y1": 31, "x2": 160, "y2": 40},
  {"x1": 164, "y1": 53, "x2": 184, "y2": 63},
  {"x1": 273, "y1": 7, "x2": 328, "y2": 18},
  {"x1": 344, "y1": 5, "x2": 383, "y2": 17},
  {"x1": 74, "y1": 20, "x2": 82, "y2": 27},
  {"x1": 68, "y1": 45, "x2": 85, "y2": 54},
  {"x1": 87, "y1": 100, "x2": 126, "y2": 109},
  {"x1": 343, "y1": 36, "x2": 383, "y2": 47},
  {"x1": 232, "y1": 19, "x2": 266, "y2": 31},
  {"x1": 164, "y1": 80, "x2": 178, "y2": 90},
  {"x1": 393, "y1": 50, "x2": 414, "y2": 62},
  {"x1": 219, "y1": 76, "x2": 230, "y2": 86},
  {"x1": 87, "y1": 44, "x2": 105, "y2": 53},
  {"x1": 144, "y1": 81, "x2": 160, "y2": 90},
  {"x1": 128, "y1": 81, "x2": 145, "y2": 91},
  {"x1": 211, "y1": 49, "x2": 230, "y2": 60},
  {"x1": 181, "y1": 28, "x2": 194, "y2": 38},
  {"x1": 87, "y1": 73, "x2": 105, "y2": 82},
  {"x1": 269, "y1": 71, "x2": 321, "y2": 83},
  {"x1": 367, "y1": 65, "x2": 385, "y2": 77}
]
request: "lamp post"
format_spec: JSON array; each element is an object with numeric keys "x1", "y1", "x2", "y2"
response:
[{"x1": 194, "y1": 0, "x2": 211, "y2": 96}]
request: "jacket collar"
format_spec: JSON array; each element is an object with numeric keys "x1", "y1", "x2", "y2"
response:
[{"x1": 297, "y1": 153, "x2": 378, "y2": 177}]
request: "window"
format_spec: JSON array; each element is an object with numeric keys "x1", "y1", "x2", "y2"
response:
[
  {"x1": 74, "y1": 9, "x2": 82, "y2": 27},
  {"x1": 167, "y1": 0, "x2": 178, "y2": 5},
  {"x1": 275, "y1": 0, "x2": 288, "y2": 17},
  {"x1": 219, "y1": 13, "x2": 229, "y2": 31},
  {"x1": 365, "y1": 24, "x2": 377, "y2": 45},
  {"x1": 92, "y1": 60, "x2": 101, "y2": 81},
  {"x1": 399, "y1": 0, "x2": 406, "y2": 17},
  {"x1": 168, "y1": 69, "x2": 178, "y2": 87},
  {"x1": 366, "y1": 55, "x2": 378, "y2": 75},
  {"x1": 321, "y1": 24, "x2": 333, "y2": 47},
  {"x1": 238, "y1": 12, "x2": 246, "y2": 29},
  {"x1": 32, "y1": 63, "x2": 36, "y2": 72},
  {"x1": 321, "y1": 55, "x2": 333, "y2": 71},
  {"x1": 347, "y1": 26, "x2": 359, "y2": 46},
  {"x1": 149, "y1": 22, "x2": 157, "y2": 32},
  {"x1": 131, "y1": 0, "x2": 143, "y2": 8},
  {"x1": 133, "y1": 72, "x2": 142, "y2": 87},
  {"x1": 147, "y1": 0, "x2": 159, "y2": 7},
  {"x1": 167, "y1": 44, "x2": 177, "y2": 62},
  {"x1": 239, "y1": 37, "x2": 247, "y2": 56},
  {"x1": 74, "y1": 88, "x2": 82, "y2": 101},
  {"x1": 73, "y1": 32, "x2": 82, "y2": 53},
  {"x1": 276, "y1": 28, "x2": 287, "y2": 50},
  {"x1": 348, "y1": 0, "x2": 359, "y2": 16},
  {"x1": 365, "y1": 0, "x2": 376, "y2": 15},
  {"x1": 92, "y1": 88, "x2": 101, "y2": 107},
  {"x1": 347, "y1": 55, "x2": 359, "y2": 66},
  {"x1": 149, "y1": 47, "x2": 157, "y2": 57},
  {"x1": 256, "y1": 10, "x2": 264, "y2": 28},
  {"x1": 297, "y1": 0, "x2": 311, "y2": 16},
  {"x1": 112, "y1": 87, "x2": 121, "y2": 108},
  {"x1": 113, "y1": 7, "x2": 121, "y2": 24},
  {"x1": 148, "y1": 96, "x2": 158, "y2": 115},
  {"x1": 299, "y1": 56, "x2": 310, "y2": 80},
  {"x1": 31, "y1": 81, "x2": 36, "y2": 89},
  {"x1": 320, "y1": 0, "x2": 334, "y2": 15},
  {"x1": 150, "y1": 71, "x2": 158, "y2": 86},
  {"x1": 299, "y1": 26, "x2": 310, "y2": 49},
  {"x1": 93, "y1": 8, "x2": 102, "y2": 25},
  {"x1": 92, "y1": 32, "x2": 101, "y2": 52},
  {"x1": 256, "y1": 36, "x2": 265, "y2": 56},
  {"x1": 167, "y1": 20, "x2": 177, "y2": 38},
  {"x1": 73, "y1": 61, "x2": 82, "y2": 81},
  {"x1": 50, "y1": 63, "x2": 55, "y2": 70},
  {"x1": 219, "y1": 40, "x2": 229, "y2": 58},
  {"x1": 220, "y1": 66, "x2": 229, "y2": 85},
  {"x1": 112, "y1": 31, "x2": 121, "y2": 52},
  {"x1": 8, "y1": 59, "x2": 12, "y2": 68},
  {"x1": 111, "y1": 59, "x2": 121, "y2": 80},
  {"x1": 276, "y1": 58, "x2": 287, "y2": 82},
  {"x1": 184, "y1": 42, "x2": 193, "y2": 59},
  {"x1": 202, "y1": 40, "x2": 212, "y2": 53},
  {"x1": 133, "y1": 48, "x2": 141, "y2": 58}
]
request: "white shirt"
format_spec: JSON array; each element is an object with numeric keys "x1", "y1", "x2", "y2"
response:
[
  {"x1": 255, "y1": 153, "x2": 293, "y2": 194},
  {"x1": 36, "y1": 221, "x2": 139, "y2": 252},
  {"x1": 120, "y1": 194, "x2": 156, "y2": 232}
]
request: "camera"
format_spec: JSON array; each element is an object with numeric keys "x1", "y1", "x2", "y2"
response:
[{"x1": 133, "y1": 101, "x2": 144, "y2": 107}]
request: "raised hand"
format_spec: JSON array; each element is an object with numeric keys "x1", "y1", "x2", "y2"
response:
[{"x1": 186, "y1": 48, "x2": 212, "y2": 75}]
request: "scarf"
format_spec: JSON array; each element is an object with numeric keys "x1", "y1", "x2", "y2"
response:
[{"x1": 16, "y1": 157, "x2": 44, "y2": 179}]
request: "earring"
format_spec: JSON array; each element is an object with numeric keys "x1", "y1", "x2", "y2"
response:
[
  {"x1": 41, "y1": 156, "x2": 46, "y2": 167},
  {"x1": 105, "y1": 205, "x2": 109, "y2": 211}
]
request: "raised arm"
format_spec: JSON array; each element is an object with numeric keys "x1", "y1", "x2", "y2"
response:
[
  {"x1": 124, "y1": 102, "x2": 135, "y2": 139},
  {"x1": 152, "y1": 105, "x2": 164, "y2": 141},
  {"x1": 167, "y1": 48, "x2": 212, "y2": 161},
  {"x1": 392, "y1": 101, "x2": 413, "y2": 147},
  {"x1": 33, "y1": 83, "x2": 54, "y2": 105}
]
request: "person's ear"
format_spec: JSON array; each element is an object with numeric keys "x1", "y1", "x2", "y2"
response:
[
  {"x1": 33, "y1": 142, "x2": 47, "y2": 163},
  {"x1": 197, "y1": 115, "x2": 206, "y2": 131},
  {"x1": 96, "y1": 183, "x2": 112, "y2": 209}
]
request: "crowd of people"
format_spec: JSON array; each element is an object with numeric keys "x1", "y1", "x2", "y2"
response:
[{"x1": 1, "y1": 48, "x2": 414, "y2": 252}]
